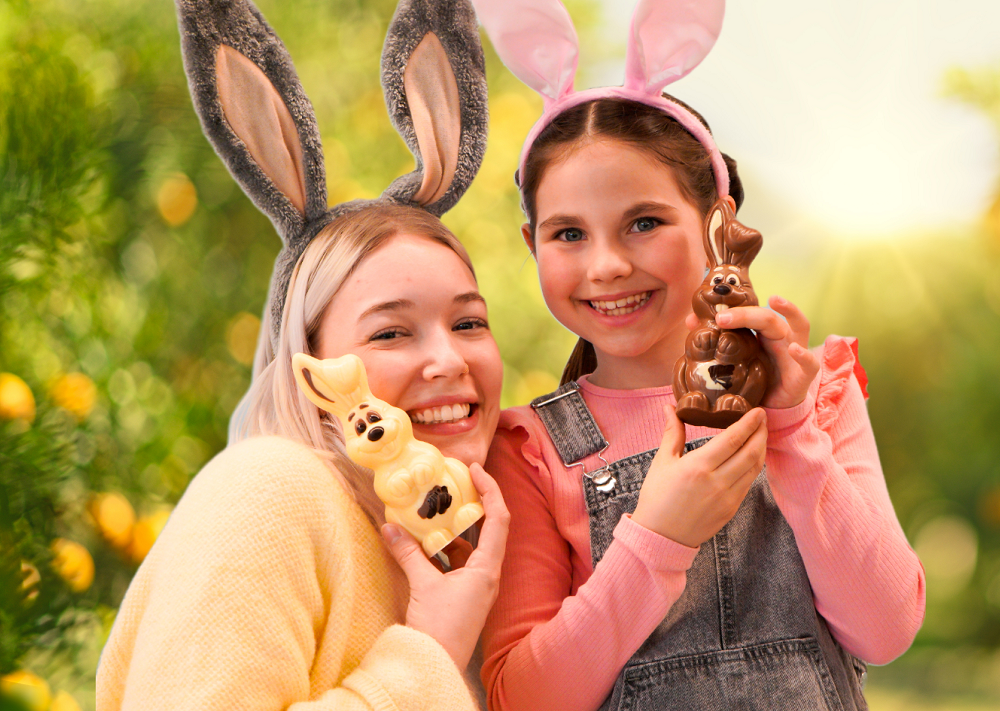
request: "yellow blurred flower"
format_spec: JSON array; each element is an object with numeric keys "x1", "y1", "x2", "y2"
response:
[
  {"x1": 88, "y1": 492, "x2": 136, "y2": 550},
  {"x1": 50, "y1": 538, "x2": 94, "y2": 593},
  {"x1": 157, "y1": 173, "x2": 198, "y2": 227},
  {"x1": 126, "y1": 508, "x2": 173, "y2": 564},
  {"x1": 51, "y1": 689, "x2": 83, "y2": 711},
  {"x1": 50, "y1": 373, "x2": 97, "y2": 420},
  {"x1": 0, "y1": 670, "x2": 51, "y2": 711},
  {"x1": 19, "y1": 561, "x2": 40, "y2": 603},
  {"x1": 225, "y1": 312, "x2": 261, "y2": 366},
  {"x1": 0, "y1": 373, "x2": 36, "y2": 423}
]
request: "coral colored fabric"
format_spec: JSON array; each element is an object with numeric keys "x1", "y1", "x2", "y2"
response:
[
  {"x1": 97, "y1": 436, "x2": 478, "y2": 711},
  {"x1": 481, "y1": 335, "x2": 925, "y2": 711}
]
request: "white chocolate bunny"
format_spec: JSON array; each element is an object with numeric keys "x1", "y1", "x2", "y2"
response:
[{"x1": 292, "y1": 353, "x2": 483, "y2": 557}]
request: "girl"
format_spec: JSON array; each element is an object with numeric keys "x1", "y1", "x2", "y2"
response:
[
  {"x1": 98, "y1": 0, "x2": 508, "y2": 707},
  {"x1": 472, "y1": 1, "x2": 926, "y2": 710}
]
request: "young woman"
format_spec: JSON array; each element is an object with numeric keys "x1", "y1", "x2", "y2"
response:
[
  {"x1": 97, "y1": 206, "x2": 509, "y2": 710},
  {"x1": 99, "y1": 0, "x2": 507, "y2": 707}
]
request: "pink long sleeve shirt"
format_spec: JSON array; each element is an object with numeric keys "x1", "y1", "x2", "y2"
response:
[{"x1": 481, "y1": 336, "x2": 925, "y2": 711}]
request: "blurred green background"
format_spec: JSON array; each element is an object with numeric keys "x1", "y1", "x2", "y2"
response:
[{"x1": 1, "y1": 0, "x2": 999, "y2": 708}]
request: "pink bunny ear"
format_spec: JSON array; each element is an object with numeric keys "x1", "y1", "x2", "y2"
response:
[
  {"x1": 624, "y1": 0, "x2": 725, "y2": 95},
  {"x1": 471, "y1": 0, "x2": 578, "y2": 105}
]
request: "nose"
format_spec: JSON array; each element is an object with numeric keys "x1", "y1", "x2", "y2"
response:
[
  {"x1": 367, "y1": 426, "x2": 384, "y2": 442},
  {"x1": 421, "y1": 327, "x2": 470, "y2": 381},
  {"x1": 587, "y1": 236, "x2": 633, "y2": 283},
  {"x1": 713, "y1": 284, "x2": 732, "y2": 295}
]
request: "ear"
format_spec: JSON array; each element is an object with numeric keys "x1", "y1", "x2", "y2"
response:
[
  {"x1": 293, "y1": 353, "x2": 345, "y2": 420},
  {"x1": 176, "y1": 0, "x2": 328, "y2": 242},
  {"x1": 471, "y1": 0, "x2": 579, "y2": 105},
  {"x1": 381, "y1": 0, "x2": 489, "y2": 216},
  {"x1": 624, "y1": 0, "x2": 725, "y2": 95},
  {"x1": 520, "y1": 223, "x2": 535, "y2": 255},
  {"x1": 292, "y1": 353, "x2": 370, "y2": 423},
  {"x1": 703, "y1": 202, "x2": 725, "y2": 268}
]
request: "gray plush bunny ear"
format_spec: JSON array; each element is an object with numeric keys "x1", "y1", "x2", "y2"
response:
[
  {"x1": 380, "y1": 0, "x2": 488, "y2": 216},
  {"x1": 176, "y1": 0, "x2": 328, "y2": 243}
]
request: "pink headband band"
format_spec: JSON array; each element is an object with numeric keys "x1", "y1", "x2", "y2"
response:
[{"x1": 471, "y1": 0, "x2": 730, "y2": 200}]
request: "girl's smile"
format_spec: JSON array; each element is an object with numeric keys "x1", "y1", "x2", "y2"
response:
[
  {"x1": 527, "y1": 139, "x2": 708, "y2": 389},
  {"x1": 315, "y1": 233, "x2": 502, "y2": 466}
]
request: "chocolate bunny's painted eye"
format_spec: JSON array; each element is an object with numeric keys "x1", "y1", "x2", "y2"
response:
[
  {"x1": 355, "y1": 419, "x2": 367, "y2": 435},
  {"x1": 712, "y1": 275, "x2": 724, "y2": 285},
  {"x1": 727, "y1": 275, "x2": 741, "y2": 287},
  {"x1": 367, "y1": 411, "x2": 382, "y2": 423}
]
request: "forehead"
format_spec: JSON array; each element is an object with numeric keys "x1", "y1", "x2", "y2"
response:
[
  {"x1": 535, "y1": 139, "x2": 688, "y2": 215},
  {"x1": 343, "y1": 233, "x2": 477, "y2": 298}
]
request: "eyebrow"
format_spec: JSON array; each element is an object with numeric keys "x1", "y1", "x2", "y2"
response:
[
  {"x1": 537, "y1": 213, "x2": 581, "y2": 232},
  {"x1": 357, "y1": 299, "x2": 415, "y2": 321},
  {"x1": 621, "y1": 201, "x2": 681, "y2": 224},
  {"x1": 357, "y1": 292, "x2": 485, "y2": 321},
  {"x1": 455, "y1": 291, "x2": 486, "y2": 306}
]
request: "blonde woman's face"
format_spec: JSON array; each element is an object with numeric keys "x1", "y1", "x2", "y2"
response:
[{"x1": 315, "y1": 233, "x2": 502, "y2": 467}]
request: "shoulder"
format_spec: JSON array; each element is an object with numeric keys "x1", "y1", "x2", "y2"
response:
[
  {"x1": 175, "y1": 436, "x2": 354, "y2": 536},
  {"x1": 811, "y1": 335, "x2": 869, "y2": 428},
  {"x1": 487, "y1": 405, "x2": 554, "y2": 484}
]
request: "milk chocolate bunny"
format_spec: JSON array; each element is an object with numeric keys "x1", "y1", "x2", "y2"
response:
[
  {"x1": 673, "y1": 198, "x2": 769, "y2": 428},
  {"x1": 292, "y1": 353, "x2": 484, "y2": 556},
  {"x1": 175, "y1": 0, "x2": 488, "y2": 352}
]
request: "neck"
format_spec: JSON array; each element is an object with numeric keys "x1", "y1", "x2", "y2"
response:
[{"x1": 587, "y1": 329, "x2": 687, "y2": 391}]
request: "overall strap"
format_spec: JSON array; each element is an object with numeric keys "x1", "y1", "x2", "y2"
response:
[{"x1": 530, "y1": 382, "x2": 609, "y2": 465}]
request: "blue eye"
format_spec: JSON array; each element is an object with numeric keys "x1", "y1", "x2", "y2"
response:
[
  {"x1": 558, "y1": 228, "x2": 584, "y2": 243},
  {"x1": 632, "y1": 217, "x2": 659, "y2": 232}
]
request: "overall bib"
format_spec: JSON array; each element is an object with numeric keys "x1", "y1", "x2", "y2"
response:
[{"x1": 531, "y1": 382, "x2": 868, "y2": 711}]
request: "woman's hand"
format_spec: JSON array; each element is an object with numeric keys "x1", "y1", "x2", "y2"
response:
[
  {"x1": 692, "y1": 295, "x2": 820, "y2": 409},
  {"x1": 632, "y1": 405, "x2": 767, "y2": 548},
  {"x1": 380, "y1": 463, "x2": 510, "y2": 671}
]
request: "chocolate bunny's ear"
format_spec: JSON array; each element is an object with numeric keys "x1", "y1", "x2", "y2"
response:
[
  {"x1": 176, "y1": 0, "x2": 328, "y2": 245},
  {"x1": 380, "y1": 0, "x2": 488, "y2": 216}
]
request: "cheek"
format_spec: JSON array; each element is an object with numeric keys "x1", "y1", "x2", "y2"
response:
[{"x1": 356, "y1": 354, "x2": 411, "y2": 406}]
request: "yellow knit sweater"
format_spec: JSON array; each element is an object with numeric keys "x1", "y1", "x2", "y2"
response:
[{"x1": 96, "y1": 436, "x2": 477, "y2": 710}]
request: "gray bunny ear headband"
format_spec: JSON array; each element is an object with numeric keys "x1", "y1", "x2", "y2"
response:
[{"x1": 175, "y1": 0, "x2": 488, "y2": 348}]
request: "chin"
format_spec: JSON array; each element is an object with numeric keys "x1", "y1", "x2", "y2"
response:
[{"x1": 432, "y1": 436, "x2": 486, "y2": 469}]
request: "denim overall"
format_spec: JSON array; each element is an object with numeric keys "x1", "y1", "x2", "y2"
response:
[{"x1": 531, "y1": 382, "x2": 868, "y2": 711}]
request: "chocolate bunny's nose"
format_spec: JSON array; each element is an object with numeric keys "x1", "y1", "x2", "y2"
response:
[
  {"x1": 367, "y1": 427, "x2": 385, "y2": 442},
  {"x1": 713, "y1": 284, "x2": 732, "y2": 295}
]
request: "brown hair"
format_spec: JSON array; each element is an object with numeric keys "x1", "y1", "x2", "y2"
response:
[{"x1": 518, "y1": 96, "x2": 744, "y2": 385}]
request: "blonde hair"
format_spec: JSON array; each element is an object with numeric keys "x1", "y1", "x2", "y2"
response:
[{"x1": 229, "y1": 204, "x2": 475, "y2": 524}]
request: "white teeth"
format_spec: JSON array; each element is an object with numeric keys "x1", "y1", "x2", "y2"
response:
[
  {"x1": 715, "y1": 304, "x2": 730, "y2": 313},
  {"x1": 409, "y1": 403, "x2": 471, "y2": 425},
  {"x1": 589, "y1": 292, "x2": 651, "y2": 316}
]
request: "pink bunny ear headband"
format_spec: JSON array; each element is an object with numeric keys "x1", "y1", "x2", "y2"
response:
[{"x1": 471, "y1": 0, "x2": 729, "y2": 201}]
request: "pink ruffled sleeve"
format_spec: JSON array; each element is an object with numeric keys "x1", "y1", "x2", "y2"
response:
[
  {"x1": 764, "y1": 335, "x2": 925, "y2": 664},
  {"x1": 481, "y1": 408, "x2": 698, "y2": 711}
]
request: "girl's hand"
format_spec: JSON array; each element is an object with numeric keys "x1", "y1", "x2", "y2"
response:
[
  {"x1": 633, "y1": 405, "x2": 767, "y2": 548},
  {"x1": 380, "y1": 463, "x2": 510, "y2": 671},
  {"x1": 689, "y1": 295, "x2": 821, "y2": 409}
]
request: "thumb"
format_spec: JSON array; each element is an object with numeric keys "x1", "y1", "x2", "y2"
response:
[
  {"x1": 381, "y1": 523, "x2": 434, "y2": 581},
  {"x1": 661, "y1": 403, "x2": 686, "y2": 458}
]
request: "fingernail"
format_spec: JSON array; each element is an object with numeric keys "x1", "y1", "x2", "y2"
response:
[
  {"x1": 716, "y1": 313, "x2": 731, "y2": 325},
  {"x1": 774, "y1": 296, "x2": 786, "y2": 306},
  {"x1": 382, "y1": 524, "x2": 401, "y2": 544}
]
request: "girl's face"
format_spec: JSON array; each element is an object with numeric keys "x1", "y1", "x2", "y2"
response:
[
  {"x1": 526, "y1": 138, "x2": 707, "y2": 387},
  {"x1": 315, "y1": 233, "x2": 502, "y2": 467}
]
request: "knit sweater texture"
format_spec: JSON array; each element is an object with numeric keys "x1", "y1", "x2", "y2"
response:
[
  {"x1": 481, "y1": 336, "x2": 926, "y2": 711},
  {"x1": 97, "y1": 435, "x2": 477, "y2": 711}
]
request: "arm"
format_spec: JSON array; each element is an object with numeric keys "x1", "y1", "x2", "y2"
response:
[
  {"x1": 764, "y1": 336, "x2": 926, "y2": 664},
  {"x1": 96, "y1": 436, "x2": 476, "y2": 711},
  {"x1": 481, "y1": 424, "x2": 697, "y2": 711}
]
